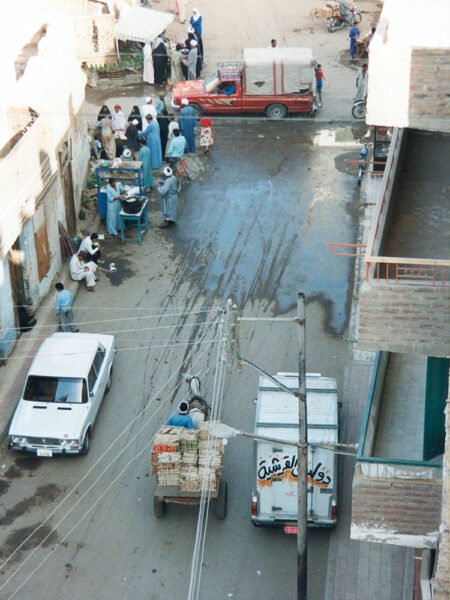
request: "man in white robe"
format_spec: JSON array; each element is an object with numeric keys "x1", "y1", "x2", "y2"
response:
[
  {"x1": 141, "y1": 97, "x2": 157, "y2": 121},
  {"x1": 70, "y1": 251, "x2": 98, "y2": 291}
]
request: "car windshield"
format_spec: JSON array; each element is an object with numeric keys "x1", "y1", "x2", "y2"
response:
[
  {"x1": 204, "y1": 74, "x2": 219, "y2": 92},
  {"x1": 23, "y1": 376, "x2": 87, "y2": 404}
]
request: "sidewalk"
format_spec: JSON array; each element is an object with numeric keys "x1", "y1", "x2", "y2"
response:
[{"x1": 0, "y1": 211, "x2": 100, "y2": 443}]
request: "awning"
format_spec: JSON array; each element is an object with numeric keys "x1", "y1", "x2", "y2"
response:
[{"x1": 115, "y1": 6, "x2": 174, "y2": 44}]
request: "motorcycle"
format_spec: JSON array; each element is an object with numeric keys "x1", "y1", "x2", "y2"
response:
[
  {"x1": 352, "y1": 98, "x2": 367, "y2": 119},
  {"x1": 356, "y1": 142, "x2": 369, "y2": 185},
  {"x1": 326, "y1": 1, "x2": 362, "y2": 32}
]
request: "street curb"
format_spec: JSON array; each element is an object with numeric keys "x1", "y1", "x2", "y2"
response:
[{"x1": 0, "y1": 213, "x2": 101, "y2": 447}]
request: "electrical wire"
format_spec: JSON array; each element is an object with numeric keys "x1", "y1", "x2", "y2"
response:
[
  {"x1": 0, "y1": 313, "x2": 220, "y2": 588},
  {"x1": 6, "y1": 358, "x2": 216, "y2": 600}
]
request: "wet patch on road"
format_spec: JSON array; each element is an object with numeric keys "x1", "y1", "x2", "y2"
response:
[
  {"x1": 0, "y1": 480, "x2": 9, "y2": 495},
  {"x1": 103, "y1": 256, "x2": 135, "y2": 286},
  {"x1": 15, "y1": 456, "x2": 41, "y2": 473},
  {"x1": 0, "y1": 484, "x2": 63, "y2": 526},
  {"x1": 335, "y1": 151, "x2": 362, "y2": 176},
  {"x1": 0, "y1": 523, "x2": 57, "y2": 562}
]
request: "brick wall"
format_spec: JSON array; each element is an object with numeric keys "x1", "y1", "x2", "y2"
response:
[
  {"x1": 357, "y1": 282, "x2": 450, "y2": 357},
  {"x1": 351, "y1": 471, "x2": 442, "y2": 548},
  {"x1": 409, "y1": 49, "x2": 450, "y2": 133}
]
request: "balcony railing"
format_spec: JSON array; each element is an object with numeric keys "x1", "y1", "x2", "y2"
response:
[{"x1": 357, "y1": 351, "x2": 443, "y2": 481}]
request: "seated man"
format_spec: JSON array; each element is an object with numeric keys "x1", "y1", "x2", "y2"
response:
[
  {"x1": 223, "y1": 81, "x2": 236, "y2": 95},
  {"x1": 166, "y1": 401, "x2": 194, "y2": 429},
  {"x1": 69, "y1": 250, "x2": 98, "y2": 292},
  {"x1": 79, "y1": 233, "x2": 102, "y2": 264},
  {"x1": 166, "y1": 129, "x2": 187, "y2": 170}
]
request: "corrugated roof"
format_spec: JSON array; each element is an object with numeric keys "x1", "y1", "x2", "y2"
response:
[{"x1": 115, "y1": 6, "x2": 174, "y2": 44}]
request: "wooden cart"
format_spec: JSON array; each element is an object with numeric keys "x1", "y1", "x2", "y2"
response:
[{"x1": 153, "y1": 478, "x2": 228, "y2": 520}]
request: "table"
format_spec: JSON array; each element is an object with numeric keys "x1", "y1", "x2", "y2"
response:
[
  {"x1": 96, "y1": 162, "x2": 144, "y2": 220},
  {"x1": 119, "y1": 199, "x2": 148, "y2": 244}
]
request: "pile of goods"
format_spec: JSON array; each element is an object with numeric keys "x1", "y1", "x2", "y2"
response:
[{"x1": 151, "y1": 422, "x2": 224, "y2": 493}]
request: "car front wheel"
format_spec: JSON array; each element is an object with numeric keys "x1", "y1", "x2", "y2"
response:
[
  {"x1": 80, "y1": 430, "x2": 90, "y2": 455},
  {"x1": 190, "y1": 103, "x2": 203, "y2": 117}
]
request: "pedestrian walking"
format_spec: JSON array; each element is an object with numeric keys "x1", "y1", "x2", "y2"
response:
[
  {"x1": 166, "y1": 115, "x2": 179, "y2": 156},
  {"x1": 178, "y1": 0, "x2": 188, "y2": 24},
  {"x1": 141, "y1": 114, "x2": 163, "y2": 169},
  {"x1": 155, "y1": 94, "x2": 166, "y2": 115},
  {"x1": 105, "y1": 178, "x2": 125, "y2": 237},
  {"x1": 355, "y1": 63, "x2": 368, "y2": 101},
  {"x1": 141, "y1": 97, "x2": 157, "y2": 121},
  {"x1": 157, "y1": 167, "x2": 179, "y2": 229},
  {"x1": 166, "y1": 128, "x2": 186, "y2": 169},
  {"x1": 169, "y1": 44, "x2": 184, "y2": 84},
  {"x1": 178, "y1": 98, "x2": 197, "y2": 152},
  {"x1": 100, "y1": 114, "x2": 116, "y2": 160},
  {"x1": 55, "y1": 283, "x2": 79, "y2": 332},
  {"x1": 138, "y1": 139, "x2": 154, "y2": 191},
  {"x1": 112, "y1": 104, "x2": 126, "y2": 131},
  {"x1": 315, "y1": 64, "x2": 324, "y2": 105},
  {"x1": 349, "y1": 20, "x2": 360, "y2": 59},
  {"x1": 142, "y1": 42, "x2": 155, "y2": 84},
  {"x1": 190, "y1": 7, "x2": 202, "y2": 37},
  {"x1": 152, "y1": 34, "x2": 168, "y2": 85},
  {"x1": 69, "y1": 251, "x2": 98, "y2": 292},
  {"x1": 125, "y1": 119, "x2": 140, "y2": 159},
  {"x1": 186, "y1": 27, "x2": 203, "y2": 74},
  {"x1": 158, "y1": 109, "x2": 170, "y2": 157},
  {"x1": 128, "y1": 105, "x2": 143, "y2": 131},
  {"x1": 199, "y1": 117, "x2": 213, "y2": 153},
  {"x1": 79, "y1": 233, "x2": 102, "y2": 264},
  {"x1": 187, "y1": 40, "x2": 198, "y2": 80}
]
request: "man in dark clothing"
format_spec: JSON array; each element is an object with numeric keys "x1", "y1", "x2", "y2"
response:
[{"x1": 125, "y1": 119, "x2": 140, "y2": 160}]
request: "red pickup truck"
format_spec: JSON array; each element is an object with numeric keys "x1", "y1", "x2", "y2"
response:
[{"x1": 172, "y1": 47, "x2": 319, "y2": 119}]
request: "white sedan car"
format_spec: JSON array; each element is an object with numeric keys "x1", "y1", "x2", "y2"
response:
[{"x1": 9, "y1": 332, "x2": 115, "y2": 456}]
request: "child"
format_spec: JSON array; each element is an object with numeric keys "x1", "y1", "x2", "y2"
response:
[{"x1": 315, "y1": 64, "x2": 324, "y2": 106}]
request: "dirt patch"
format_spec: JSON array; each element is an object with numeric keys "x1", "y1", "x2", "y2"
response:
[
  {"x1": 0, "y1": 524, "x2": 57, "y2": 562},
  {"x1": 15, "y1": 456, "x2": 41, "y2": 472}
]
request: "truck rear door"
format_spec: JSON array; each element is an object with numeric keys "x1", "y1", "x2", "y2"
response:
[
  {"x1": 307, "y1": 445, "x2": 335, "y2": 524},
  {"x1": 257, "y1": 442, "x2": 297, "y2": 521}
]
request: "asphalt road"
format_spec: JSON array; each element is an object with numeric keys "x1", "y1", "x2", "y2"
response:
[{"x1": 0, "y1": 120, "x2": 364, "y2": 600}]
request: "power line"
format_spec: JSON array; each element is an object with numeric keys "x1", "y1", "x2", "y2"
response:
[{"x1": 0, "y1": 314, "x2": 220, "y2": 586}]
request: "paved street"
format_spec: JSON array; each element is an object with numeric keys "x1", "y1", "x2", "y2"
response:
[{"x1": 0, "y1": 120, "x2": 364, "y2": 599}]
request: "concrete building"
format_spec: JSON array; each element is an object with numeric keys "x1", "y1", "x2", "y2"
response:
[
  {"x1": 349, "y1": 1, "x2": 450, "y2": 598},
  {"x1": 0, "y1": 2, "x2": 93, "y2": 358}
]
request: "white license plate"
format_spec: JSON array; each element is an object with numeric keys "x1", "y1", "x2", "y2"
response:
[{"x1": 37, "y1": 448, "x2": 53, "y2": 457}]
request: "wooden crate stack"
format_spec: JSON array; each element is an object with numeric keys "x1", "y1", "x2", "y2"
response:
[{"x1": 152, "y1": 422, "x2": 224, "y2": 492}]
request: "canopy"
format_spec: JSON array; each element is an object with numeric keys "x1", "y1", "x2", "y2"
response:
[{"x1": 115, "y1": 6, "x2": 174, "y2": 44}]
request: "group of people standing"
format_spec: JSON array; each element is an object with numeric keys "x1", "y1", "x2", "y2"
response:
[{"x1": 142, "y1": 8, "x2": 204, "y2": 86}]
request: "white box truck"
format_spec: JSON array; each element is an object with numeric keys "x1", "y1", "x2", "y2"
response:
[{"x1": 251, "y1": 372, "x2": 338, "y2": 530}]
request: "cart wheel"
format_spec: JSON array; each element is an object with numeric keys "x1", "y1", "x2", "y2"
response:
[
  {"x1": 154, "y1": 496, "x2": 166, "y2": 518},
  {"x1": 215, "y1": 479, "x2": 228, "y2": 520}
]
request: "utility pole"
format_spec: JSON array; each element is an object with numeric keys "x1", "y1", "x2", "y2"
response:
[{"x1": 297, "y1": 292, "x2": 307, "y2": 600}]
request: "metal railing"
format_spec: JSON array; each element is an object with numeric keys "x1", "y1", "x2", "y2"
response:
[
  {"x1": 365, "y1": 257, "x2": 450, "y2": 286},
  {"x1": 325, "y1": 242, "x2": 367, "y2": 258}
]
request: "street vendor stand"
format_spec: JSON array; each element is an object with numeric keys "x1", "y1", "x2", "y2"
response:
[{"x1": 95, "y1": 161, "x2": 143, "y2": 219}]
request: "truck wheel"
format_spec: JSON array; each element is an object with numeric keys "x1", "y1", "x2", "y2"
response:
[
  {"x1": 215, "y1": 479, "x2": 228, "y2": 520},
  {"x1": 190, "y1": 103, "x2": 203, "y2": 117},
  {"x1": 154, "y1": 496, "x2": 166, "y2": 518},
  {"x1": 79, "y1": 430, "x2": 90, "y2": 456},
  {"x1": 266, "y1": 104, "x2": 287, "y2": 120}
]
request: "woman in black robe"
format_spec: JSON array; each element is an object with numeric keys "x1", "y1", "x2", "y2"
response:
[
  {"x1": 186, "y1": 30, "x2": 203, "y2": 77},
  {"x1": 157, "y1": 109, "x2": 169, "y2": 157},
  {"x1": 97, "y1": 105, "x2": 111, "y2": 123},
  {"x1": 128, "y1": 105, "x2": 143, "y2": 131},
  {"x1": 152, "y1": 35, "x2": 168, "y2": 85}
]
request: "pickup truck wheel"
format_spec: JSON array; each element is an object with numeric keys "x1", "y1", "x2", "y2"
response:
[
  {"x1": 215, "y1": 479, "x2": 228, "y2": 520},
  {"x1": 154, "y1": 496, "x2": 166, "y2": 518},
  {"x1": 80, "y1": 430, "x2": 90, "y2": 456},
  {"x1": 190, "y1": 103, "x2": 203, "y2": 117},
  {"x1": 266, "y1": 104, "x2": 287, "y2": 119},
  {"x1": 105, "y1": 365, "x2": 113, "y2": 394}
]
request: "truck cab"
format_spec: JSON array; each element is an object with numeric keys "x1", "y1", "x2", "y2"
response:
[{"x1": 251, "y1": 372, "x2": 338, "y2": 530}]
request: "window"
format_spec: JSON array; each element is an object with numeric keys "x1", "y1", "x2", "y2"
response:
[
  {"x1": 23, "y1": 376, "x2": 87, "y2": 404},
  {"x1": 93, "y1": 347, "x2": 105, "y2": 375},
  {"x1": 88, "y1": 366, "x2": 97, "y2": 392}
]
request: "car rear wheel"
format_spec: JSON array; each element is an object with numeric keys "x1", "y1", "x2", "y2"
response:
[
  {"x1": 190, "y1": 103, "x2": 203, "y2": 117},
  {"x1": 266, "y1": 103, "x2": 287, "y2": 119},
  {"x1": 80, "y1": 430, "x2": 90, "y2": 455}
]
